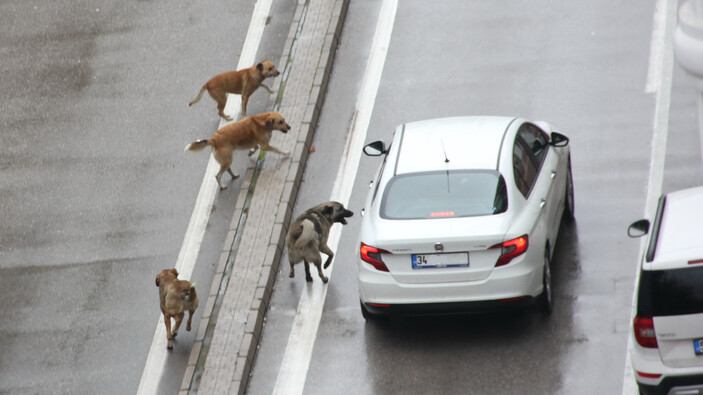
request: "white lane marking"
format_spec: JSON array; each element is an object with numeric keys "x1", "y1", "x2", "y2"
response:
[
  {"x1": 622, "y1": 0, "x2": 675, "y2": 393},
  {"x1": 137, "y1": 0, "x2": 273, "y2": 393},
  {"x1": 271, "y1": 1, "x2": 398, "y2": 394},
  {"x1": 646, "y1": 0, "x2": 671, "y2": 94}
]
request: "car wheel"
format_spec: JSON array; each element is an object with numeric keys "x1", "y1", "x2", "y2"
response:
[
  {"x1": 563, "y1": 156, "x2": 575, "y2": 221},
  {"x1": 538, "y1": 249, "x2": 553, "y2": 315}
]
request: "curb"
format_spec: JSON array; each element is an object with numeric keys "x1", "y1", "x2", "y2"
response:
[{"x1": 179, "y1": 0, "x2": 350, "y2": 394}]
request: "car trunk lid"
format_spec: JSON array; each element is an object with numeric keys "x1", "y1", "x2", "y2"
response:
[
  {"x1": 372, "y1": 216, "x2": 509, "y2": 284},
  {"x1": 654, "y1": 313, "x2": 703, "y2": 368}
]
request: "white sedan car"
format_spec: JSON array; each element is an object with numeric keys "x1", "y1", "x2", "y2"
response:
[{"x1": 357, "y1": 116, "x2": 573, "y2": 319}]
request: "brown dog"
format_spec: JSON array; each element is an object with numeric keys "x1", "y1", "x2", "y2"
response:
[
  {"x1": 184, "y1": 111, "x2": 291, "y2": 190},
  {"x1": 188, "y1": 60, "x2": 280, "y2": 120},
  {"x1": 155, "y1": 269, "x2": 199, "y2": 350},
  {"x1": 286, "y1": 201, "x2": 354, "y2": 283}
]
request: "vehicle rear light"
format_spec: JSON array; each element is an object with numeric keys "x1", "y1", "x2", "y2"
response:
[
  {"x1": 360, "y1": 243, "x2": 390, "y2": 272},
  {"x1": 689, "y1": 258, "x2": 703, "y2": 265},
  {"x1": 636, "y1": 371, "x2": 662, "y2": 379},
  {"x1": 490, "y1": 235, "x2": 529, "y2": 267},
  {"x1": 430, "y1": 211, "x2": 455, "y2": 217},
  {"x1": 368, "y1": 303, "x2": 390, "y2": 308},
  {"x1": 633, "y1": 316, "x2": 658, "y2": 348}
]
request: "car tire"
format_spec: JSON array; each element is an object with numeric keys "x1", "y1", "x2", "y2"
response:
[
  {"x1": 360, "y1": 300, "x2": 387, "y2": 322},
  {"x1": 538, "y1": 249, "x2": 553, "y2": 315},
  {"x1": 563, "y1": 156, "x2": 575, "y2": 221}
]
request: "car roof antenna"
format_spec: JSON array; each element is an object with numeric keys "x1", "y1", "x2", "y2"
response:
[
  {"x1": 440, "y1": 139, "x2": 450, "y2": 163},
  {"x1": 440, "y1": 139, "x2": 451, "y2": 193}
]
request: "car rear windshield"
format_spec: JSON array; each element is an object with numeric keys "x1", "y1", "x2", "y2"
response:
[
  {"x1": 637, "y1": 266, "x2": 703, "y2": 317},
  {"x1": 380, "y1": 170, "x2": 508, "y2": 219}
]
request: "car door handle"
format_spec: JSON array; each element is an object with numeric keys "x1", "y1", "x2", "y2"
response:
[
  {"x1": 540, "y1": 199, "x2": 547, "y2": 208},
  {"x1": 551, "y1": 171, "x2": 557, "y2": 179}
]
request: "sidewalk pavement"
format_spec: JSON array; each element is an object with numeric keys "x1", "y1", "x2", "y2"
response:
[{"x1": 179, "y1": 0, "x2": 349, "y2": 393}]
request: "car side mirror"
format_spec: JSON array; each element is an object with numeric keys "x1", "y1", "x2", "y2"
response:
[
  {"x1": 550, "y1": 132, "x2": 569, "y2": 147},
  {"x1": 628, "y1": 219, "x2": 650, "y2": 238},
  {"x1": 363, "y1": 140, "x2": 387, "y2": 156}
]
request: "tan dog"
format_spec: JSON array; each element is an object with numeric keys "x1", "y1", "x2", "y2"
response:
[
  {"x1": 185, "y1": 111, "x2": 291, "y2": 190},
  {"x1": 188, "y1": 60, "x2": 280, "y2": 120},
  {"x1": 286, "y1": 201, "x2": 354, "y2": 283},
  {"x1": 155, "y1": 269, "x2": 199, "y2": 350}
]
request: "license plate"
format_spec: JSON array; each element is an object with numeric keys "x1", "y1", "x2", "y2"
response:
[
  {"x1": 695, "y1": 339, "x2": 703, "y2": 355},
  {"x1": 411, "y1": 253, "x2": 468, "y2": 269}
]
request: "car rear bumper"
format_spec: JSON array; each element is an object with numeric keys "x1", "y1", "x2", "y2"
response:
[
  {"x1": 362, "y1": 297, "x2": 537, "y2": 317},
  {"x1": 637, "y1": 373, "x2": 703, "y2": 395},
  {"x1": 358, "y1": 259, "x2": 542, "y2": 311},
  {"x1": 632, "y1": 342, "x2": 703, "y2": 395}
]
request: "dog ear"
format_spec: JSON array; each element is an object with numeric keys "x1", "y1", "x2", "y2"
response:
[
  {"x1": 266, "y1": 118, "x2": 273, "y2": 129},
  {"x1": 257, "y1": 62, "x2": 264, "y2": 71},
  {"x1": 155, "y1": 276, "x2": 160, "y2": 287},
  {"x1": 171, "y1": 268, "x2": 179, "y2": 278},
  {"x1": 322, "y1": 205, "x2": 334, "y2": 216}
]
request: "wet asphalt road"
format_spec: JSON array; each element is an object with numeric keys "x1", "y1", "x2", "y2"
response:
[
  {"x1": 0, "y1": 0, "x2": 292, "y2": 393},
  {"x1": 247, "y1": 1, "x2": 703, "y2": 394},
  {"x1": 3, "y1": 1, "x2": 703, "y2": 394}
]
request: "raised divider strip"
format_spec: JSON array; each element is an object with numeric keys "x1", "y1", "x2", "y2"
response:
[{"x1": 180, "y1": 1, "x2": 349, "y2": 394}]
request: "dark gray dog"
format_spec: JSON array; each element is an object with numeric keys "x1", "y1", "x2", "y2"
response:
[{"x1": 285, "y1": 201, "x2": 354, "y2": 283}]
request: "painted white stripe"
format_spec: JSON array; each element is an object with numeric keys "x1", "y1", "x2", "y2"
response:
[
  {"x1": 622, "y1": 0, "x2": 675, "y2": 393},
  {"x1": 137, "y1": 0, "x2": 272, "y2": 393},
  {"x1": 271, "y1": 1, "x2": 398, "y2": 394},
  {"x1": 646, "y1": 0, "x2": 671, "y2": 93}
]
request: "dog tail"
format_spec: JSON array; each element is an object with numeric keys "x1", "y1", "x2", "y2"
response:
[
  {"x1": 293, "y1": 220, "x2": 317, "y2": 250},
  {"x1": 184, "y1": 139, "x2": 211, "y2": 152},
  {"x1": 188, "y1": 86, "x2": 206, "y2": 107},
  {"x1": 189, "y1": 284, "x2": 197, "y2": 300}
]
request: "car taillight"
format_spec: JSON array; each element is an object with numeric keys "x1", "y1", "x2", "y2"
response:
[
  {"x1": 633, "y1": 316, "x2": 658, "y2": 348},
  {"x1": 636, "y1": 371, "x2": 662, "y2": 379},
  {"x1": 360, "y1": 243, "x2": 390, "y2": 272},
  {"x1": 490, "y1": 235, "x2": 529, "y2": 267}
]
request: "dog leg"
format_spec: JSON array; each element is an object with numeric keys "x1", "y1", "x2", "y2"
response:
[
  {"x1": 226, "y1": 167, "x2": 239, "y2": 180},
  {"x1": 303, "y1": 259, "x2": 313, "y2": 282},
  {"x1": 260, "y1": 143, "x2": 289, "y2": 157},
  {"x1": 171, "y1": 312, "x2": 184, "y2": 339},
  {"x1": 320, "y1": 244, "x2": 335, "y2": 269},
  {"x1": 164, "y1": 313, "x2": 174, "y2": 350},
  {"x1": 209, "y1": 90, "x2": 232, "y2": 121},
  {"x1": 218, "y1": 103, "x2": 232, "y2": 121},
  {"x1": 215, "y1": 162, "x2": 237, "y2": 190},
  {"x1": 260, "y1": 83, "x2": 274, "y2": 94},
  {"x1": 289, "y1": 261, "x2": 295, "y2": 278},
  {"x1": 311, "y1": 257, "x2": 328, "y2": 283},
  {"x1": 240, "y1": 94, "x2": 250, "y2": 117},
  {"x1": 248, "y1": 146, "x2": 259, "y2": 157},
  {"x1": 213, "y1": 147, "x2": 234, "y2": 190},
  {"x1": 187, "y1": 309, "x2": 195, "y2": 332},
  {"x1": 215, "y1": 170, "x2": 227, "y2": 191}
]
